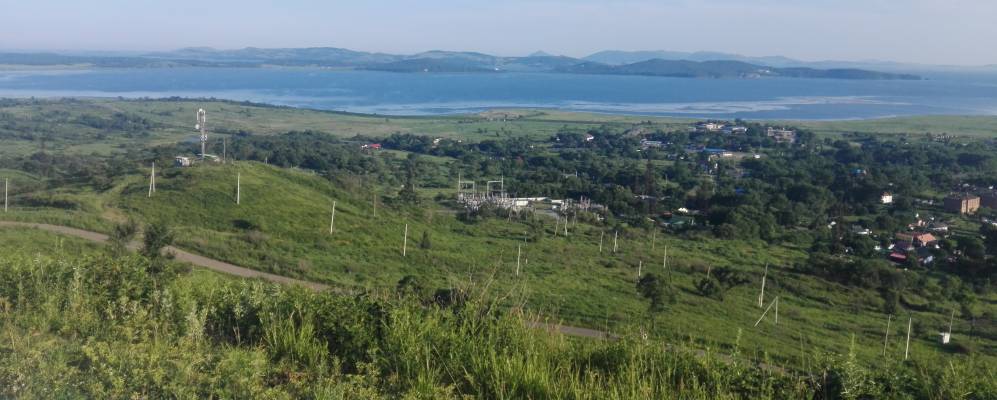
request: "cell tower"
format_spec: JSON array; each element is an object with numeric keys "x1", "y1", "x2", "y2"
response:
[{"x1": 195, "y1": 108, "x2": 207, "y2": 160}]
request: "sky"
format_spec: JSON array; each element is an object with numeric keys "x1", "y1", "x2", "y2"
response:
[{"x1": 0, "y1": 0, "x2": 995, "y2": 66}]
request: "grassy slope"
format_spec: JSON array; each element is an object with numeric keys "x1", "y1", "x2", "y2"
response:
[
  {"x1": 1, "y1": 98, "x2": 995, "y2": 368},
  {"x1": 106, "y1": 161, "x2": 995, "y2": 368},
  {"x1": 0, "y1": 226, "x2": 102, "y2": 257}
]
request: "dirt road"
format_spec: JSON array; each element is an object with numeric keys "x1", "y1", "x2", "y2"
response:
[
  {"x1": 0, "y1": 221, "x2": 608, "y2": 336},
  {"x1": 0, "y1": 220, "x2": 791, "y2": 372},
  {"x1": 0, "y1": 221, "x2": 328, "y2": 291}
]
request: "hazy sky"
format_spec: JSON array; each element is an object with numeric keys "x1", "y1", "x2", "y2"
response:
[{"x1": 1, "y1": 0, "x2": 994, "y2": 65}]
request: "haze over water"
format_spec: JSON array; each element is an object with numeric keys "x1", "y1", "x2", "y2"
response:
[{"x1": 2, "y1": 67, "x2": 997, "y2": 119}]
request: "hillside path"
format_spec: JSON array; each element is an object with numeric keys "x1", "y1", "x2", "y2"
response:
[
  {"x1": 0, "y1": 221, "x2": 601, "y2": 337},
  {"x1": 0, "y1": 221, "x2": 329, "y2": 291}
]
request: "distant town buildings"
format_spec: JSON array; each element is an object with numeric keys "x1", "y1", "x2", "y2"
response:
[
  {"x1": 640, "y1": 139, "x2": 665, "y2": 149},
  {"x1": 695, "y1": 122, "x2": 725, "y2": 132},
  {"x1": 693, "y1": 121, "x2": 747, "y2": 134},
  {"x1": 944, "y1": 194, "x2": 981, "y2": 214},
  {"x1": 982, "y1": 192, "x2": 997, "y2": 209},
  {"x1": 702, "y1": 148, "x2": 734, "y2": 158},
  {"x1": 766, "y1": 127, "x2": 796, "y2": 143},
  {"x1": 174, "y1": 156, "x2": 193, "y2": 167},
  {"x1": 723, "y1": 126, "x2": 748, "y2": 134}
]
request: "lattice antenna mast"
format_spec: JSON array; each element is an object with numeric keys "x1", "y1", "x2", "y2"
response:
[{"x1": 196, "y1": 108, "x2": 207, "y2": 160}]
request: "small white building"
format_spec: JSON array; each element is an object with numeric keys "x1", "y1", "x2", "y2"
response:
[
  {"x1": 697, "y1": 122, "x2": 725, "y2": 132},
  {"x1": 881, "y1": 192, "x2": 894, "y2": 204},
  {"x1": 174, "y1": 156, "x2": 193, "y2": 167},
  {"x1": 766, "y1": 127, "x2": 796, "y2": 143}
]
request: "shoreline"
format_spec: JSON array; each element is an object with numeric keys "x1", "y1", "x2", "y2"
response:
[{"x1": 1, "y1": 93, "x2": 995, "y2": 123}]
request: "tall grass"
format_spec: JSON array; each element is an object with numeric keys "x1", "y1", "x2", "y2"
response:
[{"x1": 0, "y1": 251, "x2": 993, "y2": 398}]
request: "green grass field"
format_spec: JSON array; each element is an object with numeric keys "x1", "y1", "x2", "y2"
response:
[
  {"x1": 1, "y1": 98, "x2": 995, "y2": 373},
  {"x1": 0, "y1": 160, "x2": 986, "y2": 370},
  {"x1": 788, "y1": 115, "x2": 997, "y2": 138}
]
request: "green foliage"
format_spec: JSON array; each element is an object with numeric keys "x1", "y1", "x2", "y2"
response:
[
  {"x1": 141, "y1": 221, "x2": 174, "y2": 260},
  {"x1": 0, "y1": 252, "x2": 993, "y2": 398},
  {"x1": 419, "y1": 231, "x2": 431, "y2": 250},
  {"x1": 636, "y1": 273, "x2": 674, "y2": 311},
  {"x1": 696, "y1": 276, "x2": 724, "y2": 300},
  {"x1": 108, "y1": 218, "x2": 138, "y2": 254}
]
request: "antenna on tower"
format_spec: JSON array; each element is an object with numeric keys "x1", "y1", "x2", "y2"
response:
[{"x1": 196, "y1": 108, "x2": 207, "y2": 160}]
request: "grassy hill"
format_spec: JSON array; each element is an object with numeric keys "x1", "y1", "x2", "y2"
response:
[
  {"x1": 1, "y1": 98, "x2": 995, "y2": 376},
  {"x1": 92, "y1": 161, "x2": 992, "y2": 368},
  {"x1": 2, "y1": 244, "x2": 989, "y2": 398}
]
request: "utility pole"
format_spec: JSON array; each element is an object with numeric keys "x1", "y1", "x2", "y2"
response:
[
  {"x1": 372, "y1": 192, "x2": 377, "y2": 218},
  {"x1": 599, "y1": 231, "x2": 604, "y2": 253},
  {"x1": 236, "y1": 172, "x2": 241, "y2": 205},
  {"x1": 516, "y1": 245, "x2": 522, "y2": 276},
  {"x1": 613, "y1": 231, "x2": 619, "y2": 253},
  {"x1": 329, "y1": 201, "x2": 337, "y2": 234},
  {"x1": 754, "y1": 297, "x2": 778, "y2": 327},
  {"x1": 759, "y1": 264, "x2": 768, "y2": 308},
  {"x1": 663, "y1": 246, "x2": 668, "y2": 272},
  {"x1": 943, "y1": 309, "x2": 955, "y2": 344},
  {"x1": 774, "y1": 297, "x2": 779, "y2": 324},
  {"x1": 148, "y1": 162, "x2": 156, "y2": 197},
  {"x1": 3, "y1": 178, "x2": 7, "y2": 212},
  {"x1": 904, "y1": 316, "x2": 912, "y2": 361},
  {"x1": 223, "y1": 137, "x2": 227, "y2": 163},
  {"x1": 883, "y1": 315, "x2": 892, "y2": 357},
  {"x1": 402, "y1": 223, "x2": 408, "y2": 256}
]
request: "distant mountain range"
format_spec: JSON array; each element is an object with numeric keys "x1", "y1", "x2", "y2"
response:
[{"x1": 0, "y1": 47, "x2": 923, "y2": 80}]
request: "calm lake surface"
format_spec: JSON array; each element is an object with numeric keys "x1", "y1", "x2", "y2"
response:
[{"x1": 1, "y1": 67, "x2": 996, "y2": 119}]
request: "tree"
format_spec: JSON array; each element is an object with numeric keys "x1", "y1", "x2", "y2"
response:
[
  {"x1": 141, "y1": 222, "x2": 175, "y2": 274},
  {"x1": 419, "y1": 231, "x2": 431, "y2": 250},
  {"x1": 396, "y1": 275, "x2": 426, "y2": 299},
  {"x1": 696, "y1": 276, "x2": 723, "y2": 300},
  {"x1": 882, "y1": 289, "x2": 899, "y2": 315},
  {"x1": 108, "y1": 218, "x2": 138, "y2": 255},
  {"x1": 713, "y1": 267, "x2": 750, "y2": 290},
  {"x1": 398, "y1": 154, "x2": 421, "y2": 205},
  {"x1": 637, "y1": 273, "x2": 674, "y2": 311},
  {"x1": 957, "y1": 236, "x2": 986, "y2": 260}
]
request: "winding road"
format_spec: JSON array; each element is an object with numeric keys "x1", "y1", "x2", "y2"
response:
[
  {"x1": 0, "y1": 220, "x2": 608, "y2": 338},
  {"x1": 0, "y1": 220, "x2": 793, "y2": 373}
]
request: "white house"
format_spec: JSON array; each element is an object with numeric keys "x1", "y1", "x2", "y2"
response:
[{"x1": 881, "y1": 192, "x2": 894, "y2": 204}]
